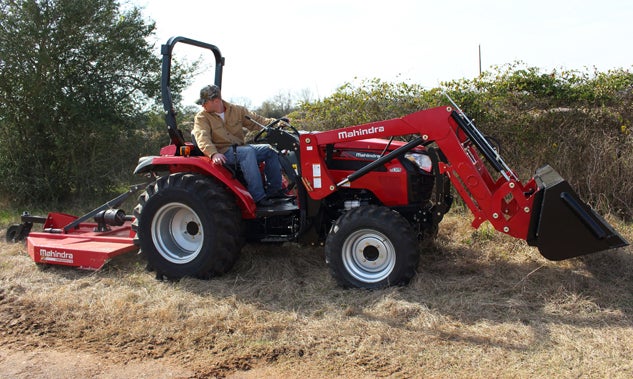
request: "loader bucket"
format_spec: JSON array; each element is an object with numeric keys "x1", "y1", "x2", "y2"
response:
[{"x1": 527, "y1": 165, "x2": 628, "y2": 261}]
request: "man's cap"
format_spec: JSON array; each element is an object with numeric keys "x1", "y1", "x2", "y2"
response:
[{"x1": 196, "y1": 84, "x2": 221, "y2": 105}]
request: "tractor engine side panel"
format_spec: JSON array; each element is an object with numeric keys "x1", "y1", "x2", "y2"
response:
[{"x1": 324, "y1": 147, "x2": 435, "y2": 207}]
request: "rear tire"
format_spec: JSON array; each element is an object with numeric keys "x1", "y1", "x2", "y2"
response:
[
  {"x1": 325, "y1": 205, "x2": 419, "y2": 289},
  {"x1": 134, "y1": 173, "x2": 242, "y2": 280}
]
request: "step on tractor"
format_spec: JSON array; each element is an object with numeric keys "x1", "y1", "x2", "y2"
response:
[{"x1": 6, "y1": 37, "x2": 628, "y2": 289}]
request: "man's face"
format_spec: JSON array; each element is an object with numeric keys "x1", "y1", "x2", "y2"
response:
[{"x1": 203, "y1": 97, "x2": 222, "y2": 113}]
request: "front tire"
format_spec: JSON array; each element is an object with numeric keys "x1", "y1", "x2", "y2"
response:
[
  {"x1": 325, "y1": 205, "x2": 419, "y2": 289},
  {"x1": 134, "y1": 173, "x2": 242, "y2": 280}
]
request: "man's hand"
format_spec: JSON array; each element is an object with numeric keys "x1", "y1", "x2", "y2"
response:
[{"x1": 211, "y1": 153, "x2": 227, "y2": 165}]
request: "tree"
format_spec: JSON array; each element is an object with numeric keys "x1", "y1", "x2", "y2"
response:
[
  {"x1": 256, "y1": 91, "x2": 298, "y2": 118},
  {"x1": 0, "y1": 0, "x2": 190, "y2": 205}
]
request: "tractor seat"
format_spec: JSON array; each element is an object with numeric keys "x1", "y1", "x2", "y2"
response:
[{"x1": 186, "y1": 135, "x2": 206, "y2": 157}]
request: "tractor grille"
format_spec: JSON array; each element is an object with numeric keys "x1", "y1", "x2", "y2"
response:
[{"x1": 401, "y1": 157, "x2": 435, "y2": 204}]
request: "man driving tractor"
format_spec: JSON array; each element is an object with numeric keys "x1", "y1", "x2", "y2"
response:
[{"x1": 192, "y1": 84, "x2": 292, "y2": 207}]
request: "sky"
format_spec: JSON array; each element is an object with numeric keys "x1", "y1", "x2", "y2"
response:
[{"x1": 132, "y1": 0, "x2": 633, "y2": 107}]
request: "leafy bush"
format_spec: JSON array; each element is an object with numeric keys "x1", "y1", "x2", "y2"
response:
[{"x1": 292, "y1": 78, "x2": 443, "y2": 130}]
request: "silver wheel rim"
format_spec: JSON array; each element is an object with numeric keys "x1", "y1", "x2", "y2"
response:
[
  {"x1": 341, "y1": 229, "x2": 396, "y2": 283},
  {"x1": 151, "y1": 203, "x2": 203, "y2": 264}
]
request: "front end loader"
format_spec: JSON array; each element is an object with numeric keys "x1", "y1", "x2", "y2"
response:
[
  {"x1": 5, "y1": 36, "x2": 628, "y2": 289},
  {"x1": 296, "y1": 99, "x2": 628, "y2": 264}
]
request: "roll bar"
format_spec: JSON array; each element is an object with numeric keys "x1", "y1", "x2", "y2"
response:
[{"x1": 161, "y1": 36, "x2": 225, "y2": 149}]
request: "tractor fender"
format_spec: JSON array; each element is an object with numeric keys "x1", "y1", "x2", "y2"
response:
[
  {"x1": 134, "y1": 156, "x2": 162, "y2": 175},
  {"x1": 133, "y1": 155, "x2": 257, "y2": 218}
]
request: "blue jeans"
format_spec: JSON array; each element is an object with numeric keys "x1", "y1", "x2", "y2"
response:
[{"x1": 224, "y1": 144, "x2": 282, "y2": 202}]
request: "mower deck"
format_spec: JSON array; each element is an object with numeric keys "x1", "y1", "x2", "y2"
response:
[{"x1": 27, "y1": 222, "x2": 137, "y2": 270}]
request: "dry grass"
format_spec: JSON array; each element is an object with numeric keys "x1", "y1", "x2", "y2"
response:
[{"x1": 1, "y1": 211, "x2": 632, "y2": 378}]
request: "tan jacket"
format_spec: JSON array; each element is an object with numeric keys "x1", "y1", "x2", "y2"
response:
[{"x1": 192, "y1": 101, "x2": 273, "y2": 157}]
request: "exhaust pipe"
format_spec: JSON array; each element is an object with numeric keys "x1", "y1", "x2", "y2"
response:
[{"x1": 527, "y1": 165, "x2": 628, "y2": 260}]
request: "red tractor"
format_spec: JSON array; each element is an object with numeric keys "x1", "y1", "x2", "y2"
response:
[{"x1": 8, "y1": 37, "x2": 628, "y2": 289}]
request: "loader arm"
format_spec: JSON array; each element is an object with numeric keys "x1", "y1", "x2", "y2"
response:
[{"x1": 299, "y1": 106, "x2": 628, "y2": 260}]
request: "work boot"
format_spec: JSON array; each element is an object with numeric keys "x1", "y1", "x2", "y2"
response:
[
  {"x1": 267, "y1": 190, "x2": 296, "y2": 201},
  {"x1": 256, "y1": 197, "x2": 276, "y2": 207}
]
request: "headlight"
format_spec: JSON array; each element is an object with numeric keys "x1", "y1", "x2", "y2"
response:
[{"x1": 404, "y1": 153, "x2": 433, "y2": 172}]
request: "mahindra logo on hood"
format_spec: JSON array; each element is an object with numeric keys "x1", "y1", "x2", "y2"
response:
[{"x1": 338, "y1": 126, "x2": 385, "y2": 140}]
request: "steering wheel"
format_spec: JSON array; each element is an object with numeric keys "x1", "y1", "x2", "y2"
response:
[{"x1": 252, "y1": 117, "x2": 299, "y2": 143}]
